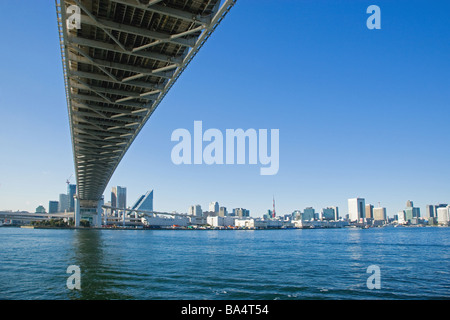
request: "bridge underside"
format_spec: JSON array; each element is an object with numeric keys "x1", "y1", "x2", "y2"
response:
[{"x1": 56, "y1": 0, "x2": 235, "y2": 225}]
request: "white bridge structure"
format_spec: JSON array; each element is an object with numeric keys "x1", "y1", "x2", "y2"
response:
[
  {"x1": 55, "y1": 0, "x2": 236, "y2": 226},
  {"x1": 102, "y1": 205, "x2": 193, "y2": 227}
]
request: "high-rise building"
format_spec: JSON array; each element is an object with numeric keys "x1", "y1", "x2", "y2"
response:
[
  {"x1": 404, "y1": 208, "x2": 413, "y2": 221},
  {"x1": 111, "y1": 186, "x2": 126, "y2": 209},
  {"x1": 67, "y1": 184, "x2": 76, "y2": 212},
  {"x1": 373, "y1": 207, "x2": 387, "y2": 221},
  {"x1": 425, "y1": 205, "x2": 435, "y2": 219},
  {"x1": 209, "y1": 201, "x2": 219, "y2": 213},
  {"x1": 272, "y1": 196, "x2": 276, "y2": 218},
  {"x1": 111, "y1": 191, "x2": 116, "y2": 208},
  {"x1": 404, "y1": 201, "x2": 420, "y2": 222},
  {"x1": 189, "y1": 205, "x2": 202, "y2": 217},
  {"x1": 365, "y1": 204, "x2": 374, "y2": 219},
  {"x1": 202, "y1": 211, "x2": 217, "y2": 218},
  {"x1": 398, "y1": 210, "x2": 406, "y2": 224},
  {"x1": 48, "y1": 201, "x2": 59, "y2": 214},
  {"x1": 219, "y1": 207, "x2": 227, "y2": 217},
  {"x1": 331, "y1": 206, "x2": 339, "y2": 220},
  {"x1": 321, "y1": 208, "x2": 335, "y2": 220},
  {"x1": 131, "y1": 190, "x2": 153, "y2": 212},
  {"x1": 58, "y1": 193, "x2": 69, "y2": 212},
  {"x1": 436, "y1": 206, "x2": 450, "y2": 225},
  {"x1": 234, "y1": 208, "x2": 250, "y2": 218},
  {"x1": 348, "y1": 198, "x2": 365, "y2": 222},
  {"x1": 303, "y1": 207, "x2": 315, "y2": 221},
  {"x1": 435, "y1": 204, "x2": 448, "y2": 214},
  {"x1": 36, "y1": 205, "x2": 46, "y2": 213}
]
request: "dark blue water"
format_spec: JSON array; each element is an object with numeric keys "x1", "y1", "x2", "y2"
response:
[{"x1": 0, "y1": 227, "x2": 449, "y2": 300}]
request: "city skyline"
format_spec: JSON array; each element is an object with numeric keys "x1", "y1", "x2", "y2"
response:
[
  {"x1": 0, "y1": 1, "x2": 449, "y2": 218},
  {"x1": 22, "y1": 180, "x2": 447, "y2": 221}
]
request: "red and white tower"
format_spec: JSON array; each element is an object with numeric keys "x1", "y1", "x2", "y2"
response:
[{"x1": 272, "y1": 196, "x2": 276, "y2": 218}]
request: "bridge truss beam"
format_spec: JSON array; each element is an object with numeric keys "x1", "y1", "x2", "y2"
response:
[{"x1": 56, "y1": 0, "x2": 236, "y2": 206}]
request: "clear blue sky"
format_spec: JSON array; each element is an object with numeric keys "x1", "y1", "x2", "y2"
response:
[{"x1": 0, "y1": 0, "x2": 449, "y2": 217}]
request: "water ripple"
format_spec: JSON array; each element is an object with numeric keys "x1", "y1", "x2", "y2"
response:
[{"x1": 1, "y1": 227, "x2": 449, "y2": 299}]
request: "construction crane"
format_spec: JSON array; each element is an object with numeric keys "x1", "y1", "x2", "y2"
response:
[{"x1": 66, "y1": 174, "x2": 73, "y2": 186}]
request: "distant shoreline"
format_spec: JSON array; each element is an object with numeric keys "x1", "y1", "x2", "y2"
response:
[{"x1": 2, "y1": 224, "x2": 445, "y2": 231}]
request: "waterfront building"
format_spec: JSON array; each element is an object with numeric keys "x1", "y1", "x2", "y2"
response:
[
  {"x1": 189, "y1": 215, "x2": 206, "y2": 225},
  {"x1": 425, "y1": 205, "x2": 435, "y2": 219},
  {"x1": 435, "y1": 204, "x2": 448, "y2": 215},
  {"x1": 373, "y1": 207, "x2": 387, "y2": 221},
  {"x1": 48, "y1": 201, "x2": 59, "y2": 214},
  {"x1": 348, "y1": 198, "x2": 366, "y2": 222},
  {"x1": 207, "y1": 216, "x2": 240, "y2": 227},
  {"x1": 437, "y1": 206, "x2": 450, "y2": 225},
  {"x1": 218, "y1": 207, "x2": 227, "y2": 217},
  {"x1": 58, "y1": 193, "x2": 69, "y2": 212},
  {"x1": 67, "y1": 184, "x2": 76, "y2": 212},
  {"x1": 235, "y1": 218, "x2": 255, "y2": 228},
  {"x1": 202, "y1": 211, "x2": 217, "y2": 218},
  {"x1": 267, "y1": 219, "x2": 283, "y2": 228},
  {"x1": 111, "y1": 186, "x2": 126, "y2": 209},
  {"x1": 398, "y1": 210, "x2": 407, "y2": 224},
  {"x1": 103, "y1": 201, "x2": 112, "y2": 216},
  {"x1": 348, "y1": 198, "x2": 365, "y2": 222},
  {"x1": 209, "y1": 201, "x2": 219, "y2": 213},
  {"x1": 234, "y1": 208, "x2": 250, "y2": 218},
  {"x1": 207, "y1": 215, "x2": 225, "y2": 227},
  {"x1": 321, "y1": 208, "x2": 335, "y2": 221},
  {"x1": 292, "y1": 210, "x2": 301, "y2": 220},
  {"x1": 294, "y1": 219, "x2": 348, "y2": 229},
  {"x1": 331, "y1": 206, "x2": 339, "y2": 220},
  {"x1": 365, "y1": 204, "x2": 374, "y2": 219},
  {"x1": 131, "y1": 190, "x2": 153, "y2": 212},
  {"x1": 302, "y1": 207, "x2": 315, "y2": 221},
  {"x1": 189, "y1": 205, "x2": 202, "y2": 217},
  {"x1": 404, "y1": 204, "x2": 420, "y2": 223},
  {"x1": 142, "y1": 215, "x2": 189, "y2": 227}
]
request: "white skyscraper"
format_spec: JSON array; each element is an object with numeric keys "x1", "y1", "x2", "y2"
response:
[
  {"x1": 348, "y1": 198, "x2": 365, "y2": 222},
  {"x1": 398, "y1": 210, "x2": 406, "y2": 224},
  {"x1": 437, "y1": 206, "x2": 450, "y2": 225},
  {"x1": 209, "y1": 201, "x2": 219, "y2": 213},
  {"x1": 58, "y1": 193, "x2": 69, "y2": 213}
]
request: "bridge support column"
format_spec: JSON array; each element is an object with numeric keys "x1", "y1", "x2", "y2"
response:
[
  {"x1": 77, "y1": 198, "x2": 104, "y2": 228},
  {"x1": 95, "y1": 198, "x2": 104, "y2": 228},
  {"x1": 74, "y1": 197, "x2": 81, "y2": 227}
]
